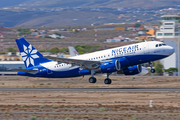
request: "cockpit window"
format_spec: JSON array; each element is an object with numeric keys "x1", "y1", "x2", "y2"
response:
[
  {"x1": 155, "y1": 44, "x2": 158, "y2": 47},
  {"x1": 162, "y1": 44, "x2": 166, "y2": 46},
  {"x1": 159, "y1": 44, "x2": 162, "y2": 47}
]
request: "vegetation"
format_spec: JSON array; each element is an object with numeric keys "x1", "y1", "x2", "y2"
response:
[
  {"x1": 47, "y1": 83, "x2": 51, "y2": 85},
  {"x1": 165, "y1": 68, "x2": 178, "y2": 72},
  {"x1": 20, "y1": 105, "x2": 25, "y2": 108},
  {"x1": 99, "y1": 107, "x2": 105, "y2": 112},
  {"x1": 45, "y1": 117, "x2": 49, "y2": 120},
  {"x1": 65, "y1": 118, "x2": 71, "y2": 120},
  {"x1": 30, "y1": 116, "x2": 36, "y2": 120},
  {"x1": 54, "y1": 33, "x2": 61, "y2": 36},
  {"x1": 75, "y1": 45, "x2": 100, "y2": 54},
  {"x1": 39, "y1": 45, "x2": 100, "y2": 55},
  {"x1": 52, "y1": 105, "x2": 59, "y2": 108},
  {"x1": 17, "y1": 28, "x2": 31, "y2": 36},
  {"x1": 39, "y1": 83, "x2": 44, "y2": 85},
  {"x1": 8, "y1": 48, "x2": 16, "y2": 52},
  {"x1": 154, "y1": 62, "x2": 163, "y2": 73},
  {"x1": 40, "y1": 105, "x2": 44, "y2": 108},
  {"x1": 134, "y1": 23, "x2": 141, "y2": 27},
  {"x1": 133, "y1": 115, "x2": 137, "y2": 120}
]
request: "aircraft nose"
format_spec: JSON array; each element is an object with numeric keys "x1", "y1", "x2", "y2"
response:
[{"x1": 168, "y1": 46, "x2": 174, "y2": 55}]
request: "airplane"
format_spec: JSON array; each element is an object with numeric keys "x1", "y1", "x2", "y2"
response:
[
  {"x1": 11, "y1": 38, "x2": 174, "y2": 84},
  {"x1": 68, "y1": 46, "x2": 79, "y2": 56},
  {"x1": 68, "y1": 46, "x2": 149, "y2": 76}
]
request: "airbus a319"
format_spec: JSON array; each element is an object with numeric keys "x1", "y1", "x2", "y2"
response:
[{"x1": 11, "y1": 38, "x2": 174, "y2": 84}]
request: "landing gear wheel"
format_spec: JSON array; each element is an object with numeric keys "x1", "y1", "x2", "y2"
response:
[
  {"x1": 151, "y1": 69, "x2": 155, "y2": 73},
  {"x1": 89, "y1": 77, "x2": 97, "y2": 83},
  {"x1": 104, "y1": 78, "x2": 112, "y2": 84}
]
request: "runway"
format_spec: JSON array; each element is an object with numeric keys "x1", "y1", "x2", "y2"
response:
[{"x1": 0, "y1": 88, "x2": 180, "y2": 91}]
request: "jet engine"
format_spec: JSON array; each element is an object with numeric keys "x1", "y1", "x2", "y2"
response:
[
  {"x1": 122, "y1": 65, "x2": 142, "y2": 75},
  {"x1": 100, "y1": 60, "x2": 121, "y2": 73}
]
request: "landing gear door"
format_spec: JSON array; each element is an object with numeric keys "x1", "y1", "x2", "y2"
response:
[{"x1": 143, "y1": 42, "x2": 149, "y2": 54}]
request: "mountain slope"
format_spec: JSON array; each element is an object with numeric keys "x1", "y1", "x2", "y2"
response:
[
  {"x1": 0, "y1": 0, "x2": 29, "y2": 8},
  {"x1": 21, "y1": 0, "x2": 180, "y2": 8}
]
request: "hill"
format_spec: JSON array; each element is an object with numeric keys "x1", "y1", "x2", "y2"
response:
[
  {"x1": 17, "y1": 0, "x2": 180, "y2": 8},
  {"x1": 0, "y1": 0, "x2": 28, "y2": 8}
]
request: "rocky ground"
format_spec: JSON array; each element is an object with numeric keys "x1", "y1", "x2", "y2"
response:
[{"x1": 0, "y1": 75, "x2": 180, "y2": 120}]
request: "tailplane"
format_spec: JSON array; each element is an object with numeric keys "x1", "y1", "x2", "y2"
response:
[{"x1": 16, "y1": 38, "x2": 51, "y2": 68}]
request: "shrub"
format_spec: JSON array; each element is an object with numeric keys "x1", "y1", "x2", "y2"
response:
[
  {"x1": 52, "y1": 105, "x2": 59, "y2": 108},
  {"x1": 20, "y1": 105, "x2": 25, "y2": 108},
  {"x1": 99, "y1": 107, "x2": 105, "y2": 112},
  {"x1": 65, "y1": 118, "x2": 70, "y2": 120},
  {"x1": 39, "y1": 83, "x2": 44, "y2": 85},
  {"x1": 45, "y1": 117, "x2": 49, "y2": 120},
  {"x1": 40, "y1": 105, "x2": 44, "y2": 108},
  {"x1": 47, "y1": 83, "x2": 51, "y2": 85},
  {"x1": 30, "y1": 116, "x2": 36, "y2": 120}
]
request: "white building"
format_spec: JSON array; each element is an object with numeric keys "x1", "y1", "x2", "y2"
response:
[{"x1": 156, "y1": 14, "x2": 180, "y2": 75}]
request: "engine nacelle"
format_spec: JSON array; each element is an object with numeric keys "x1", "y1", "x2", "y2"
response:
[
  {"x1": 123, "y1": 65, "x2": 142, "y2": 75},
  {"x1": 100, "y1": 60, "x2": 121, "y2": 73}
]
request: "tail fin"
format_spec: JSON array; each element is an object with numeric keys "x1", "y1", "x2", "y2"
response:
[
  {"x1": 16, "y1": 38, "x2": 50, "y2": 68},
  {"x1": 68, "y1": 46, "x2": 79, "y2": 57}
]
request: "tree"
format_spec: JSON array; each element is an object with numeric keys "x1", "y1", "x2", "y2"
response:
[
  {"x1": 49, "y1": 47, "x2": 59, "y2": 54},
  {"x1": 155, "y1": 62, "x2": 163, "y2": 73},
  {"x1": 54, "y1": 33, "x2": 61, "y2": 36},
  {"x1": 8, "y1": 47, "x2": 16, "y2": 52},
  {"x1": 135, "y1": 23, "x2": 141, "y2": 27},
  {"x1": 59, "y1": 48, "x2": 69, "y2": 54},
  {"x1": 165, "y1": 68, "x2": 178, "y2": 72}
]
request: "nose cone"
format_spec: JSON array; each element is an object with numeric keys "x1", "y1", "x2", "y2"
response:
[{"x1": 167, "y1": 46, "x2": 174, "y2": 55}]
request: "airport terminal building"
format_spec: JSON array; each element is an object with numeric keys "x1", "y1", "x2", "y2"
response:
[{"x1": 0, "y1": 61, "x2": 25, "y2": 75}]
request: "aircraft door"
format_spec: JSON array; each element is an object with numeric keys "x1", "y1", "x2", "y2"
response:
[{"x1": 143, "y1": 42, "x2": 149, "y2": 54}]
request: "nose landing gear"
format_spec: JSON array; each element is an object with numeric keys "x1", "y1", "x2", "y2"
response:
[{"x1": 149, "y1": 61, "x2": 155, "y2": 73}]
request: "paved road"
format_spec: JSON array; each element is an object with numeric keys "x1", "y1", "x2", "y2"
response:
[{"x1": 0, "y1": 88, "x2": 180, "y2": 91}]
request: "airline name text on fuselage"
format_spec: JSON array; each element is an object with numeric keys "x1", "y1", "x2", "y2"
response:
[{"x1": 112, "y1": 45, "x2": 139, "y2": 54}]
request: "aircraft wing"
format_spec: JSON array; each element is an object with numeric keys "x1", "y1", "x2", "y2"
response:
[
  {"x1": 43, "y1": 56, "x2": 101, "y2": 70},
  {"x1": 8, "y1": 69, "x2": 38, "y2": 73}
]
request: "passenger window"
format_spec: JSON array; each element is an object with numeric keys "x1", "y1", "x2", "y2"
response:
[{"x1": 156, "y1": 44, "x2": 158, "y2": 47}]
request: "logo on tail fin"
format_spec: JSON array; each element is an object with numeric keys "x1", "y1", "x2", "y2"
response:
[{"x1": 21, "y1": 44, "x2": 39, "y2": 67}]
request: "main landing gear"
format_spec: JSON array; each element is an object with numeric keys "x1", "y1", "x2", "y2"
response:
[
  {"x1": 149, "y1": 61, "x2": 155, "y2": 73},
  {"x1": 88, "y1": 70, "x2": 112, "y2": 84},
  {"x1": 89, "y1": 77, "x2": 96, "y2": 83},
  {"x1": 104, "y1": 73, "x2": 112, "y2": 84},
  {"x1": 89, "y1": 70, "x2": 97, "y2": 83}
]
